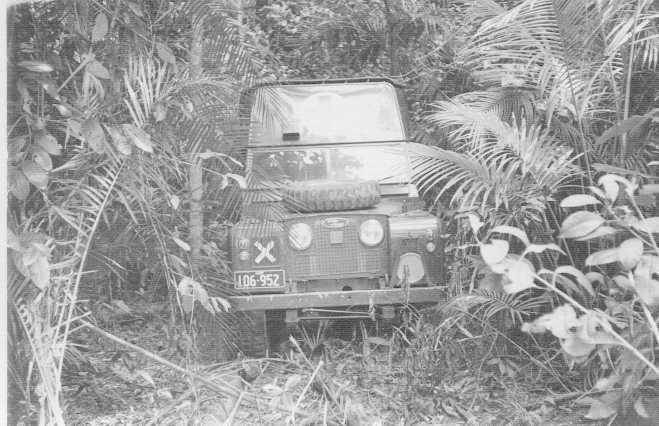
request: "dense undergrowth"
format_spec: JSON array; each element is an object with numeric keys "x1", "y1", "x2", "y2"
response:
[{"x1": 6, "y1": 0, "x2": 659, "y2": 424}]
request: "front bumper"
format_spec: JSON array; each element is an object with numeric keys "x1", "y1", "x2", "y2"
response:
[{"x1": 227, "y1": 286, "x2": 446, "y2": 311}]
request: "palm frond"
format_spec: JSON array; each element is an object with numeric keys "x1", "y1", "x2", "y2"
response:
[
  {"x1": 456, "y1": 0, "x2": 656, "y2": 120},
  {"x1": 454, "y1": 88, "x2": 537, "y2": 125},
  {"x1": 444, "y1": 288, "x2": 550, "y2": 327},
  {"x1": 409, "y1": 120, "x2": 580, "y2": 224}
]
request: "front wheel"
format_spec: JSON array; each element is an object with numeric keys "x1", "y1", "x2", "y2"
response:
[{"x1": 232, "y1": 310, "x2": 268, "y2": 357}]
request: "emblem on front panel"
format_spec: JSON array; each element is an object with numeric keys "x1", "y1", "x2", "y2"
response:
[
  {"x1": 254, "y1": 240, "x2": 276, "y2": 264},
  {"x1": 321, "y1": 218, "x2": 347, "y2": 228}
]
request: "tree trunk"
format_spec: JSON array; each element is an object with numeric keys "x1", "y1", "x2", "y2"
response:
[
  {"x1": 383, "y1": 0, "x2": 400, "y2": 78},
  {"x1": 189, "y1": 21, "x2": 204, "y2": 272}
]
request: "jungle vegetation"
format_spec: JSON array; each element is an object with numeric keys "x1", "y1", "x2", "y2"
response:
[{"x1": 6, "y1": 0, "x2": 659, "y2": 424}]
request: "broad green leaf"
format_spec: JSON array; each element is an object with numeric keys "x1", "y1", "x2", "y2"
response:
[
  {"x1": 554, "y1": 266, "x2": 595, "y2": 296},
  {"x1": 86, "y1": 60, "x2": 111, "y2": 79},
  {"x1": 177, "y1": 277, "x2": 213, "y2": 314},
  {"x1": 585, "y1": 272, "x2": 605, "y2": 285},
  {"x1": 585, "y1": 248, "x2": 618, "y2": 266},
  {"x1": 550, "y1": 273, "x2": 583, "y2": 296},
  {"x1": 633, "y1": 256, "x2": 659, "y2": 306},
  {"x1": 8, "y1": 136, "x2": 28, "y2": 159},
  {"x1": 584, "y1": 392, "x2": 620, "y2": 420},
  {"x1": 156, "y1": 42, "x2": 176, "y2": 64},
  {"x1": 28, "y1": 255, "x2": 50, "y2": 290},
  {"x1": 593, "y1": 374, "x2": 621, "y2": 391},
  {"x1": 105, "y1": 125, "x2": 132, "y2": 155},
  {"x1": 181, "y1": 294, "x2": 194, "y2": 313},
  {"x1": 67, "y1": 119, "x2": 83, "y2": 139},
  {"x1": 598, "y1": 175, "x2": 619, "y2": 202},
  {"x1": 596, "y1": 115, "x2": 650, "y2": 145},
  {"x1": 613, "y1": 274, "x2": 633, "y2": 290},
  {"x1": 177, "y1": 277, "x2": 197, "y2": 313},
  {"x1": 478, "y1": 272, "x2": 505, "y2": 292},
  {"x1": 526, "y1": 243, "x2": 565, "y2": 255},
  {"x1": 618, "y1": 238, "x2": 643, "y2": 270},
  {"x1": 54, "y1": 104, "x2": 72, "y2": 117},
  {"x1": 466, "y1": 213, "x2": 483, "y2": 235},
  {"x1": 577, "y1": 311, "x2": 619, "y2": 346},
  {"x1": 561, "y1": 334, "x2": 596, "y2": 358},
  {"x1": 13, "y1": 239, "x2": 51, "y2": 290},
  {"x1": 9, "y1": 166, "x2": 30, "y2": 200},
  {"x1": 17, "y1": 60, "x2": 53, "y2": 73},
  {"x1": 599, "y1": 174, "x2": 636, "y2": 199},
  {"x1": 480, "y1": 239, "x2": 509, "y2": 265},
  {"x1": 520, "y1": 305, "x2": 578, "y2": 339},
  {"x1": 197, "y1": 151, "x2": 232, "y2": 160},
  {"x1": 172, "y1": 236, "x2": 191, "y2": 252},
  {"x1": 559, "y1": 211, "x2": 605, "y2": 239},
  {"x1": 560, "y1": 194, "x2": 601, "y2": 208},
  {"x1": 499, "y1": 257, "x2": 536, "y2": 294},
  {"x1": 490, "y1": 225, "x2": 529, "y2": 246},
  {"x1": 227, "y1": 173, "x2": 247, "y2": 189},
  {"x1": 36, "y1": 131, "x2": 61, "y2": 155},
  {"x1": 39, "y1": 78, "x2": 60, "y2": 100},
  {"x1": 91, "y1": 13, "x2": 108, "y2": 42},
  {"x1": 20, "y1": 160, "x2": 48, "y2": 189},
  {"x1": 31, "y1": 146, "x2": 53, "y2": 171},
  {"x1": 81, "y1": 118, "x2": 106, "y2": 153},
  {"x1": 631, "y1": 217, "x2": 659, "y2": 234},
  {"x1": 634, "y1": 397, "x2": 649, "y2": 418},
  {"x1": 122, "y1": 124, "x2": 153, "y2": 153},
  {"x1": 588, "y1": 186, "x2": 606, "y2": 199},
  {"x1": 575, "y1": 225, "x2": 618, "y2": 241}
]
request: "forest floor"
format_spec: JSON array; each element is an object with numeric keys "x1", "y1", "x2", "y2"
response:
[{"x1": 61, "y1": 298, "x2": 598, "y2": 426}]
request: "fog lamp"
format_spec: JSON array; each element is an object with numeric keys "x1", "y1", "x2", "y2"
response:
[
  {"x1": 425, "y1": 242, "x2": 436, "y2": 252},
  {"x1": 396, "y1": 253, "x2": 424, "y2": 284},
  {"x1": 289, "y1": 223, "x2": 312, "y2": 250}
]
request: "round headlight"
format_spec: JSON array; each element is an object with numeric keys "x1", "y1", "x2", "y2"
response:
[
  {"x1": 289, "y1": 223, "x2": 312, "y2": 250},
  {"x1": 359, "y1": 219, "x2": 384, "y2": 247}
]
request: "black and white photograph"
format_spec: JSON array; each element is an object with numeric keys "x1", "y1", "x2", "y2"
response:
[{"x1": 3, "y1": 0, "x2": 659, "y2": 424}]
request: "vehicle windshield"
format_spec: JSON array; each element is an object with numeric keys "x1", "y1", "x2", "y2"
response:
[
  {"x1": 249, "y1": 82, "x2": 405, "y2": 145},
  {"x1": 250, "y1": 144, "x2": 410, "y2": 185}
]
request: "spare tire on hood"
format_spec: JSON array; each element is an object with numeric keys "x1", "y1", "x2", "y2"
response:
[{"x1": 282, "y1": 180, "x2": 381, "y2": 212}]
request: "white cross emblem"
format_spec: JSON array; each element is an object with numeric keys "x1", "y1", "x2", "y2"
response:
[{"x1": 254, "y1": 240, "x2": 276, "y2": 264}]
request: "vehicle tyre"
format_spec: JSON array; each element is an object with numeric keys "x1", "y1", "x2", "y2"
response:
[{"x1": 282, "y1": 180, "x2": 381, "y2": 212}]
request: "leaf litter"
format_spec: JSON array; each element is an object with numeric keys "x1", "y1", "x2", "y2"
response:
[{"x1": 63, "y1": 299, "x2": 596, "y2": 425}]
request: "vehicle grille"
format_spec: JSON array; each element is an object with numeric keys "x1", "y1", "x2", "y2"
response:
[{"x1": 285, "y1": 215, "x2": 388, "y2": 280}]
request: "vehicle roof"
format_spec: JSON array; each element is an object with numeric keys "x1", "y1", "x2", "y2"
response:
[{"x1": 246, "y1": 77, "x2": 402, "y2": 91}]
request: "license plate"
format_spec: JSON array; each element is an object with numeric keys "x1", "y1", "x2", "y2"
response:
[{"x1": 234, "y1": 270, "x2": 285, "y2": 290}]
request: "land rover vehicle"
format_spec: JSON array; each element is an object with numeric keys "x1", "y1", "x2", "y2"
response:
[{"x1": 226, "y1": 78, "x2": 445, "y2": 354}]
